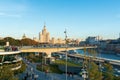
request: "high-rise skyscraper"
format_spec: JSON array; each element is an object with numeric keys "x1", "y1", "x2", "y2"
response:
[{"x1": 39, "y1": 24, "x2": 50, "y2": 43}]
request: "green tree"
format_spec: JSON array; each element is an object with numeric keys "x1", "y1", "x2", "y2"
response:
[
  {"x1": 14, "y1": 61, "x2": 26, "y2": 74},
  {"x1": 29, "y1": 53, "x2": 34, "y2": 59},
  {"x1": 4, "y1": 37, "x2": 17, "y2": 45},
  {"x1": 0, "y1": 40, "x2": 5, "y2": 46},
  {"x1": 0, "y1": 66, "x2": 18, "y2": 80},
  {"x1": 0, "y1": 37, "x2": 38, "y2": 46},
  {"x1": 88, "y1": 62, "x2": 102, "y2": 80},
  {"x1": 87, "y1": 49, "x2": 102, "y2": 80},
  {"x1": 103, "y1": 63, "x2": 114, "y2": 80},
  {"x1": 21, "y1": 38, "x2": 38, "y2": 46},
  {"x1": 114, "y1": 76, "x2": 120, "y2": 80}
]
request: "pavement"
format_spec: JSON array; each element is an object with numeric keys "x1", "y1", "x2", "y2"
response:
[{"x1": 18, "y1": 57, "x2": 84, "y2": 80}]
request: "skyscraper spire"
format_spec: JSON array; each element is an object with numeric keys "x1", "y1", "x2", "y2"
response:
[
  {"x1": 43, "y1": 22, "x2": 46, "y2": 30},
  {"x1": 44, "y1": 21, "x2": 46, "y2": 26}
]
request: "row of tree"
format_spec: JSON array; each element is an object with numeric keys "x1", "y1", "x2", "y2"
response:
[
  {"x1": 84, "y1": 48, "x2": 120, "y2": 80},
  {"x1": 0, "y1": 37, "x2": 38, "y2": 46}
]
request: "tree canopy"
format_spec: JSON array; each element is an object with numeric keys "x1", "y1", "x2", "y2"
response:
[
  {"x1": 103, "y1": 63, "x2": 114, "y2": 80},
  {"x1": 88, "y1": 62, "x2": 102, "y2": 80},
  {"x1": 0, "y1": 66, "x2": 18, "y2": 80},
  {"x1": 0, "y1": 37, "x2": 38, "y2": 46}
]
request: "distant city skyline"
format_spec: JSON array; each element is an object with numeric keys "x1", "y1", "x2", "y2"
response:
[{"x1": 0, "y1": 0, "x2": 120, "y2": 40}]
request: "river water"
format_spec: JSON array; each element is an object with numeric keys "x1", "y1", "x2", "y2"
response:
[
  {"x1": 76, "y1": 49, "x2": 120, "y2": 76},
  {"x1": 76, "y1": 49, "x2": 120, "y2": 61}
]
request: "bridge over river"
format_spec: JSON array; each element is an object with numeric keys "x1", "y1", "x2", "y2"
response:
[
  {"x1": 20, "y1": 46, "x2": 95, "y2": 57},
  {"x1": 20, "y1": 46, "x2": 120, "y2": 65}
]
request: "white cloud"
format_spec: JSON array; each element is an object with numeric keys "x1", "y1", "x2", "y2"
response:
[{"x1": 0, "y1": 12, "x2": 21, "y2": 18}]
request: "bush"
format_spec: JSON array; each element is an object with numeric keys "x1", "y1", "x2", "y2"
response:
[{"x1": 14, "y1": 61, "x2": 26, "y2": 75}]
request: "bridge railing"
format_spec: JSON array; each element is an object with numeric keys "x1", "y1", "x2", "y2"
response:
[{"x1": 21, "y1": 45, "x2": 96, "y2": 49}]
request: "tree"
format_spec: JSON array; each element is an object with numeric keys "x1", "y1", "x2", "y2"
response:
[
  {"x1": 21, "y1": 38, "x2": 38, "y2": 46},
  {"x1": 103, "y1": 63, "x2": 114, "y2": 80},
  {"x1": 29, "y1": 53, "x2": 34, "y2": 59},
  {"x1": 87, "y1": 48, "x2": 102, "y2": 80},
  {"x1": 0, "y1": 66, "x2": 18, "y2": 80},
  {"x1": 114, "y1": 76, "x2": 120, "y2": 80},
  {"x1": 88, "y1": 62, "x2": 102, "y2": 80},
  {"x1": 0, "y1": 40, "x2": 5, "y2": 46},
  {"x1": 4, "y1": 37, "x2": 17, "y2": 45},
  {"x1": 0, "y1": 37, "x2": 38, "y2": 46}
]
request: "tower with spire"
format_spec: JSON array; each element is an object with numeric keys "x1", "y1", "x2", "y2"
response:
[
  {"x1": 22, "y1": 33, "x2": 27, "y2": 39},
  {"x1": 39, "y1": 24, "x2": 50, "y2": 43}
]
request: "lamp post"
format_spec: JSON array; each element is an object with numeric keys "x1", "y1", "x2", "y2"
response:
[
  {"x1": 98, "y1": 36, "x2": 102, "y2": 76},
  {"x1": 64, "y1": 29, "x2": 68, "y2": 80},
  {"x1": 42, "y1": 52, "x2": 44, "y2": 72}
]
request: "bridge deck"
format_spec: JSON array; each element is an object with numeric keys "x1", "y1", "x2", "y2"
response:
[{"x1": 21, "y1": 47, "x2": 95, "y2": 54}]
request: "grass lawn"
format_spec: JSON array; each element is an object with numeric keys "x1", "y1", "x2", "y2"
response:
[
  {"x1": 54, "y1": 60, "x2": 82, "y2": 67},
  {"x1": 25, "y1": 54, "x2": 42, "y2": 63},
  {"x1": 37, "y1": 64, "x2": 63, "y2": 74},
  {"x1": 37, "y1": 60, "x2": 82, "y2": 74}
]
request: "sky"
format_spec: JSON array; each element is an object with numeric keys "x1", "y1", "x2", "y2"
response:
[{"x1": 0, "y1": 0, "x2": 120, "y2": 40}]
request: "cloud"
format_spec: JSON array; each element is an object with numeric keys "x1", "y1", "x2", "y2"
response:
[{"x1": 0, "y1": 12, "x2": 21, "y2": 18}]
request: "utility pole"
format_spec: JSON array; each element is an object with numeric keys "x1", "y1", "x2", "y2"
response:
[{"x1": 64, "y1": 29, "x2": 68, "y2": 80}]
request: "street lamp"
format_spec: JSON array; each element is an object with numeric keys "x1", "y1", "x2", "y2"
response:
[
  {"x1": 42, "y1": 52, "x2": 44, "y2": 72},
  {"x1": 98, "y1": 36, "x2": 102, "y2": 75},
  {"x1": 64, "y1": 29, "x2": 68, "y2": 80}
]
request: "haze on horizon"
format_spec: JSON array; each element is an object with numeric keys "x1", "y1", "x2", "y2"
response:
[{"x1": 0, "y1": 0, "x2": 120, "y2": 40}]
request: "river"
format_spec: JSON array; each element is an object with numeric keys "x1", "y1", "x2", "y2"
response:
[{"x1": 76, "y1": 49, "x2": 120, "y2": 61}]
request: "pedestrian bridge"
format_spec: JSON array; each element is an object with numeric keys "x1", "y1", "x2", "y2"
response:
[{"x1": 20, "y1": 46, "x2": 95, "y2": 57}]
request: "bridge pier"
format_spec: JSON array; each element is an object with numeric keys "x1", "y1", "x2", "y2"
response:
[
  {"x1": 44, "y1": 52, "x2": 55, "y2": 64},
  {"x1": 46, "y1": 52, "x2": 52, "y2": 57}
]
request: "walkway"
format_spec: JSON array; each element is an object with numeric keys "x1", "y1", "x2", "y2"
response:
[
  {"x1": 18, "y1": 58, "x2": 83, "y2": 80},
  {"x1": 20, "y1": 46, "x2": 95, "y2": 56}
]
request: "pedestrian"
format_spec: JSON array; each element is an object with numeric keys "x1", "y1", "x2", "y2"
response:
[
  {"x1": 24, "y1": 76, "x2": 27, "y2": 80},
  {"x1": 26, "y1": 72, "x2": 28, "y2": 77},
  {"x1": 45, "y1": 70, "x2": 47, "y2": 77},
  {"x1": 32, "y1": 73, "x2": 34, "y2": 79},
  {"x1": 72, "y1": 73, "x2": 74, "y2": 78}
]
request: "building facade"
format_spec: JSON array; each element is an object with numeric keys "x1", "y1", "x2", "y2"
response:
[
  {"x1": 86, "y1": 36, "x2": 99, "y2": 45},
  {"x1": 39, "y1": 25, "x2": 50, "y2": 43},
  {"x1": 50, "y1": 38, "x2": 65, "y2": 44}
]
